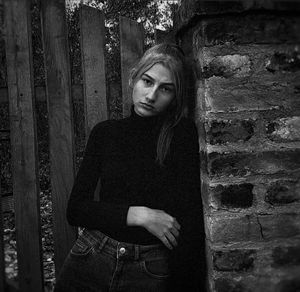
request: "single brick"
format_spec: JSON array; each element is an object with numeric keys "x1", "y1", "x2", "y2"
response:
[
  {"x1": 272, "y1": 245, "x2": 300, "y2": 266},
  {"x1": 195, "y1": 14, "x2": 300, "y2": 46},
  {"x1": 206, "y1": 120, "x2": 254, "y2": 144},
  {"x1": 199, "y1": 73, "x2": 300, "y2": 112},
  {"x1": 258, "y1": 213, "x2": 300, "y2": 240},
  {"x1": 207, "y1": 214, "x2": 262, "y2": 243},
  {"x1": 266, "y1": 117, "x2": 300, "y2": 142},
  {"x1": 203, "y1": 55, "x2": 251, "y2": 78},
  {"x1": 277, "y1": 279, "x2": 300, "y2": 292},
  {"x1": 210, "y1": 183, "x2": 254, "y2": 209},
  {"x1": 213, "y1": 249, "x2": 256, "y2": 271},
  {"x1": 266, "y1": 51, "x2": 300, "y2": 73},
  {"x1": 208, "y1": 213, "x2": 300, "y2": 243},
  {"x1": 265, "y1": 180, "x2": 300, "y2": 205},
  {"x1": 214, "y1": 278, "x2": 251, "y2": 292},
  {"x1": 208, "y1": 150, "x2": 300, "y2": 178}
]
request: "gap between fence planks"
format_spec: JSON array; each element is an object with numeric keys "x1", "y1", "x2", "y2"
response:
[
  {"x1": 80, "y1": 5, "x2": 107, "y2": 137},
  {"x1": 119, "y1": 16, "x2": 144, "y2": 118},
  {"x1": 4, "y1": 0, "x2": 44, "y2": 291},
  {"x1": 40, "y1": 0, "x2": 76, "y2": 277}
]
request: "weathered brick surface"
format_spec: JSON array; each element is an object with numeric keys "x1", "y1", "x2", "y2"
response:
[
  {"x1": 194, "y1": 14, "x2": 300, "y2": 47},
  {"x1": 213, "y1": 249, "x2": 256, "y2": 271},
  {"x1": 214, "y1": 274, "x2": 300, "y2": 292},
  {"x1": 208, "y1": 150, "x2": 300, "y2": 178},
  {"x1": 207, "y1": 214, "x2": 262, "y2": 243},
  {"x1": 214, "y1": 277, "x2": 252, "y2": 292},
  {"x1": 178, "y1": 1, "x2": 300, "y2": 291},
  {"x1": 265, "y1": 179, "x2": 300, "y2": 205},
  {"x1": 196, "y1": 45, "x2": 300, "y2": 113},
  {"x1": 258, "y1": 213, "x2": 300, "y2": 240},
  {"x1": 272, "y1": 245, "x2": 300, "y2": 267},
  {"x1": 205, "y1": 119, "x2": 255, "y2": 144},
  {"x1": 277, "y1": 279, "x2": 300, "y2": 292},
  {"x1": 209, "y1": 183, "x2": 254, "y2": 209},
  {"x1": 208, "y1": 213, "x2": 300, "y2": 243},
  {"x1": 266, "y1": 117, "x2": 300, "y2": 142}
]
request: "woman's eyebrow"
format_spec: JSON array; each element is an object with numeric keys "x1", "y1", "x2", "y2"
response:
[{"x1": 143, "y1": 73, "x2": 174, "y2": 86}]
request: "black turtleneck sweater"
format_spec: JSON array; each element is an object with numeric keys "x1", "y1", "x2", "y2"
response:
[
  {"x1": 67, "y1": 107, "x2": 204, "y2": 247},
  {"x1": 67, "y1": 107, "x2": 207, "y2": 290}
]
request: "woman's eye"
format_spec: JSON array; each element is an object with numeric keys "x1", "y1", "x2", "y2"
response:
[
  {"x1": 161, "y1": 86, "x2": 172, "y2": 93},
  {"x1": 142, "y1": 78, "x2": 152, "y2": 86}
]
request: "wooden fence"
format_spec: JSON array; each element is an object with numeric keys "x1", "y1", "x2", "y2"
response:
[{"x1": 0, "y1": 0, "x2": 145, "y2": 291}]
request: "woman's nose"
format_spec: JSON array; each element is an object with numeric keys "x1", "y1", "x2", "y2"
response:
[{"x1": 145, "y1": 87, "x2": 157, "y2": 103}]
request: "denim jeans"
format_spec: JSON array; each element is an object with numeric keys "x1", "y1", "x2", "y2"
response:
[{"x1": 54, "y1": 229, "x2": 170, "y2": 292}]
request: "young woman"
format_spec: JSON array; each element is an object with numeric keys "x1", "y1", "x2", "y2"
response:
[{"x1": 54, "y1": 43, "x2": 206, "y2": 292}]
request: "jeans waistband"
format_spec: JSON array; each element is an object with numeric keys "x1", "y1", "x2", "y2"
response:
[{"x1": 79, "y1": 229, "x2": 169, "y2": 261}]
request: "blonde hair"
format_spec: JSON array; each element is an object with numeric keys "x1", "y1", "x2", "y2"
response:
[{"x1": 129, "y1": 43, "x2": 187, "y2": 166}]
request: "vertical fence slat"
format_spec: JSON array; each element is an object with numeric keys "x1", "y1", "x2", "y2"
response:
[
  {"x1": 41, "y1": 0, "x2": 76, "y2": 276},
  {"x1": 4, "y1": 0, "x2": 44, "y2": 291},
  {"x1": 0, "y1": 0, "x2": 5, "y2": 289},
  {"x1": 119, "y1": 16, "x2": 144, "y2": 117},
  {"x1": 80, "y1": 5, "x2": 107, "y2": 137},
  {"x1": 0, "y1": 184, "x2": 5, "y2": 292}
]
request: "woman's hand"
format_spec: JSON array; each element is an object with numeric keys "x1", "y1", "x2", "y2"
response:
[{"x1": 127, "y1": 206, "x2": 181, "y2": 250}]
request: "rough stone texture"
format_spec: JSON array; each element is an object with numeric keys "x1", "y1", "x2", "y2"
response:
[
  {"x1": 202, "y1": 55, "x2": 251, "y2": 78},
  {"x1": 208, "y1": 213, "x2": 300, "y2": 243},
  {"x1": 208, "y1": 150, "x2": 300, "y2": 178},
  {"x1": 207, "y1": 214, "x2": 262, "y2": 243},
  {"x1": 206, "y1": 119, "x2": 255, "y2": 144},
  {"x1": 214, "y1": 277, "x2": 252, "y2": 292},
  {"x1": 265, "y1": 179, "x2": 300, "y2": 205},
  {"x1": 266, "y1": 117, "x2": 300, "y2": 142},
  {"x1": 178, "y1": 1, "x2": 300, "y2": 291},
  {"x1": 209, "y1": 183, "x2": 254, "y2": 209},
  {"x1": 196, "y1": 45, "x2": 300, "y2": 113},
  {"x1": 277, "y1": 279, "x2": 300, "y2": 292},
  {"x1": 258, "y1": 213, "x2": 300, "y2": 240},
  {"x1": 193, "y1": 14, "x2": 300, "y2": 47},
  {"x1": 213, "y1": 249, "x2": 256, "y2": 271},
  {"x1": 272, "y1": 245, "x2": 300, "y2": 267},
  {"x1": 177, "y1": 0, "x2": 300, "y2": 30}
]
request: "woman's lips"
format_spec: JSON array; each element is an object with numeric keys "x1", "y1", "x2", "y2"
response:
[{"x1": 140, "y1": 102, "x2": 154, "y2": 110}]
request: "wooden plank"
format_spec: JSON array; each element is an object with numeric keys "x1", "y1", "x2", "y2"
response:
[
  {"x1": 80, "y1": 5, "x2": 107, "y2": 137},
  {"x1": 119, "y1": 16, "x2": 144, "y2": 118},
  {"x1": 0, "y1": 84, "x2": 85, "y2": 103},
  {"x1": 0, "y1": 183, "x2": 5, "y2": 292},
  {"x1": 40, "y1": 0, "x2": 76, "y2": 276},
  {"x1": 0, "y1": 1, "x2": 5, "y2": 287},
  {"x1": 4, "y1": 0, "x2": 44, "y2": 291}
]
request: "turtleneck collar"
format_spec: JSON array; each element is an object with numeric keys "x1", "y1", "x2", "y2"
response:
[{"x1": 129, "y1": 105, "x2": 166, "y2": 134}]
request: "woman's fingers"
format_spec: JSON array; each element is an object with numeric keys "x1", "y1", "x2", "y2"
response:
[
  {"x1": 161, "y1": 236, "x2": 173, "y2": 250},
  {"x1": 170, "y1": 226, "x2": 179, "y2": 238},
  {"x1": 173, "y1": 218, "x2": 181, "y2": 231},
  {"x1": 165, "y1": 232, "x2": 178, "y2": 249}
]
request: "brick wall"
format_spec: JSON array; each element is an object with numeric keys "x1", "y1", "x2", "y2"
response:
[{"x1": 176, "y1": 1, "x2": 300, "y2": 291}]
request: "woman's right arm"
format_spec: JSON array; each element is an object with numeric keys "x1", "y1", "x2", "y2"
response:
[
  {"x1": 66, "y1": 123, "x2": 130, "y2": 233},
  {"x1": 127, "y1": 206, "x2": 181, "y2": 250}
]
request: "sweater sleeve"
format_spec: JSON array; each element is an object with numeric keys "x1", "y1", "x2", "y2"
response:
[
  {"x1": 168, "y1": 119, "x2": 207, "y2": 292},
  {"x1": 66, "y1": 122, "x2": 130, "y2": 232}
]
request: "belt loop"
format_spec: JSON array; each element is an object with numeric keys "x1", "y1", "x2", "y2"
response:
[
  {"x1": 98, "y1": 235, "x2": 108, "y2": 252},
  {"x1": 134, "y1": 245, "x2": 139, "y2": 260}
]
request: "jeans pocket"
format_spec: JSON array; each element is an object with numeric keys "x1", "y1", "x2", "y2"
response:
[
  {"x1": 70, "y1": 235, "x2": 94, "y2": 257},
  {"x1": 141, "y1": 258, "x2": 170, "y2": 279}
]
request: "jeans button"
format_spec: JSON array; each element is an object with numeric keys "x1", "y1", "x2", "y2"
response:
[{"x1": 119, "y1": 247, "x2": 126, "y2": 255}]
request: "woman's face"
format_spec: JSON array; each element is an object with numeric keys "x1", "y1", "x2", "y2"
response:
[{"x1": 132, "y1": 63, "x2": 175, "y2": 117}]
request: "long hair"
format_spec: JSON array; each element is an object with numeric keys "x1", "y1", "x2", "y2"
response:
[{"x1": 129, "y1": 43, "x2": 187, "y2": 166}]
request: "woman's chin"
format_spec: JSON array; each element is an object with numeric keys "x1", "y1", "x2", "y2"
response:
[{"x1": 134, "y1": 105, "x2": 157, "y2": 117}]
